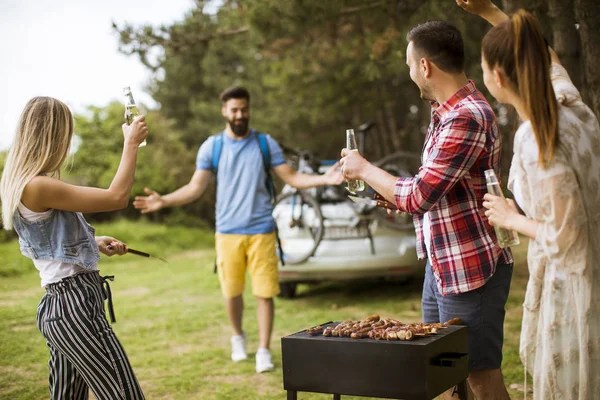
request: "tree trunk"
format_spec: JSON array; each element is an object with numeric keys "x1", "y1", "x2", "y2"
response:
[
  {"x1": 548, "y1": 0, "x2": 582, "y2": 88},
  {"x1": 574, "y1": 0, "x2": 600, "y2": 119},
  {"x1": 529, "y1": 0, "x2": 553, "y2": 45}
]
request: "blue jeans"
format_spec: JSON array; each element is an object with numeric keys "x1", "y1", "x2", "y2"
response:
[{"x1": 422, "y1": 260, "x2": 513, "y2": 371}]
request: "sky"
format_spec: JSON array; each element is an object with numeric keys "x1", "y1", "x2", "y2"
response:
[{"x1": 0, "y1": 0, "x2": 220, "y2": 150}]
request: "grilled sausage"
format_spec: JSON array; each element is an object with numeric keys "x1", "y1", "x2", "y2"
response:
[
  {"x1": 307, "y1": 325, "x2": 324, "y2": 336},
  {"x1": 444, "y1": 318, "x2": 463, "y2": 326}
]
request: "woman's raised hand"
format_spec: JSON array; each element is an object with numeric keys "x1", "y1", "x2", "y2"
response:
[
  {"x1": 122, "y1": 115, "x2": 148, "y2": 147},
  {"x1": 455, "y1": 0, "x2": 495, "y2": 15},
  {"x1": 456, "y1": 0, "x2": 508, "y2": 26}
]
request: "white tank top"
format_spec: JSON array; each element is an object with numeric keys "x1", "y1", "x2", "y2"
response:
[{"x1": 17, "y1": 203, "x2": 98, "y2": 287}]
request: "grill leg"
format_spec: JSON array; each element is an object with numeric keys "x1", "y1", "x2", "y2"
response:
[
  {"x1": 287, "y1": 390, "x2": 297, "y2": 400},
  {"x1": 333, "y1": 395, "x2": 341, "y2": 400},
  {"x1": 456, "y1": 379, "x2": 468, "y2": 400},
  {"x1": 367, "y1": 229, "x2": 375, "y2": 255}
]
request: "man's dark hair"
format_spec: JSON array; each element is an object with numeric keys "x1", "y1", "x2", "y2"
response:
[
  {"x1": 406, "y1": 21, "x2": 465, "y2": 74},
  {"x1": 219, "y1": 86, "x2": 250, "y2": 103}
]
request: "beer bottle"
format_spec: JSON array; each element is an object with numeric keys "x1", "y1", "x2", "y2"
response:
[
  {"x1": 484, "y1": 169, "x2": 519, "y2": 248},
  {"x1": 345, "y1": 129, "x2": 365, "y2": 193},
  {"x1": 123, "y1": 86, "x2": 146, "y2": 147}
]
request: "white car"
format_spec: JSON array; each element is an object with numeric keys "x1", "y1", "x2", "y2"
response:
[{"x1": 275, "y1": 198, "x2": 425, "y2": 298}]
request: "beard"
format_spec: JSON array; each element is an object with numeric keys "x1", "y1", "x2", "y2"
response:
[
  {"x1": 228, "y1": 117, "x2": 249, "y2": 137},
  {"x1": 418, "y1": 85, "x2": 435, "y2": 102},
  {"x1": 420, "y1": 91, "x2": 435, "y2": 102},
  {"x1": 413, "y1": 77, "x2": 434, "y2": 102}
]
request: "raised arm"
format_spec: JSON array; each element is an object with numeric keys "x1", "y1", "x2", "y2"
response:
[
  {"x1": 456, "y1": 0, "x2": 508, "y2": 26},
  {"x1": 22, "y1": 117, "x2": 148, "y2": 213},
  {"x1": 456, "y1": 0, "x2": 561, "y2": 65}
]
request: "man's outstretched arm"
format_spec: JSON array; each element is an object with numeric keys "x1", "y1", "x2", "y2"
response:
[{"x1": 133, "y1": 169, "x2": 213, "y2": 214}]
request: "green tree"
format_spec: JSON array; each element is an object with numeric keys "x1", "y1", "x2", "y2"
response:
[
  {"x1": 0, "y1": 150, "x2": 15, "y2": 240},
  {"x1": 115, "y1": 0, "x2": 473, "y2": 160},
  {"x1": 66, "y1": 102, "x2": 213, "y2": 227},
  {"x1": 114, "y1": 0, "x2": 600, "y2": 175}
]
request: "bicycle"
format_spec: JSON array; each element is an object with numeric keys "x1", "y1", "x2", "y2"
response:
[{"x1": 273, "y1": 123, "x2": 419, "y2": 267}]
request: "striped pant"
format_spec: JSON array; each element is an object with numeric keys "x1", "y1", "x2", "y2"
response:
[{"x1": 37, "y1": 271, "x2": 144, "y2": 400}]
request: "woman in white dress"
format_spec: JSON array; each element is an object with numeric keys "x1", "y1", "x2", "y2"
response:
[{"x1": 457, "y1": 0, "x2": 600, "y2": 398}]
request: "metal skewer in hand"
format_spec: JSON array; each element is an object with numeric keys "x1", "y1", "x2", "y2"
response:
[{"x1": 106, "y1": 244, "x2": 169, "y2": 263}]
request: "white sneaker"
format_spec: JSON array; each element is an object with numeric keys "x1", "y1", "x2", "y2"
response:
[
  {"x1": 255, "y1": 348, "x2": 275, "y2": 373},
  {"x1": 231, "y1": 333, "x2": 247, "y2": 362}
]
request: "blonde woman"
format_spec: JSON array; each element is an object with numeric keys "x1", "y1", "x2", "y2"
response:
[
  {"x1": 0, "y1": 97, "x2": 148, "y2": 399},
  {"x1": 457, "y1": 0, "x2": 600, "y2": 398}
]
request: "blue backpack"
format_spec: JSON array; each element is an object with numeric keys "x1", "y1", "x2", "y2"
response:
[{"x1": 211, "y1": 131, "x2": 285, "y2": 266}]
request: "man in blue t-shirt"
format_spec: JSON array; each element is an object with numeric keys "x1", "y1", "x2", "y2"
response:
[{"x1": 134, "y1": 86, "x2": 342, "y2": 373}]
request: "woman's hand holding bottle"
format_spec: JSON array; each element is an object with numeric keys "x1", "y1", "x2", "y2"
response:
[{"x1": 122, "y1": 116, "x2": 148, "y2": 147}]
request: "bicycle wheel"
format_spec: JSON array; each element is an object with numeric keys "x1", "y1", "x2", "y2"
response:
[
  {"x1": 272, "y1": 191, "x2": 324, "y2": 265},
  {"x1": 372, "y1": 151, "x2": 421, "y2": 231}
]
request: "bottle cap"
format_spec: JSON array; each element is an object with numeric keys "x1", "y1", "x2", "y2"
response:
[
  {"x1": 346, "y1": 129, "x2": 354, "y2": 135},
  {"x1": 484, "y1": 169, "x2": 498, "y2": 182}
]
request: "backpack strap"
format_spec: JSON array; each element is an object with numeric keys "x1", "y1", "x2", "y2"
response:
[
  {"x1": 211, "y1": 133, "x2": 224, "y2": 173},
  {"x1": 255, "y1": 132, "x2": 285, "y2": 266},
  {"x1": 255, "y1": 133, "x2": 276, "y2": 201},
  {"x1": 257, "y1": 132, "x2": 271, "y2": 168}
]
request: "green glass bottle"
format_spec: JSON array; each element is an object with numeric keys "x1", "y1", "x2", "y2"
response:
[
  {"x1": 345, "y1": 129, "x2": 365, "y2": 193},
  {"x1": 484, "y1": 169, "x2": 519, "y2": 248}
]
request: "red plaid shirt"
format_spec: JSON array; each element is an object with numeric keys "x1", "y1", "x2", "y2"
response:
[{"x1": 394, "y1": 81, "x2": 513, "y2": 296}]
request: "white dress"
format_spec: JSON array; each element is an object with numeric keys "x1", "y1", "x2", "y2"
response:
[{"x1": 508, "y1": 62, "x2": 600, "y2": 399}]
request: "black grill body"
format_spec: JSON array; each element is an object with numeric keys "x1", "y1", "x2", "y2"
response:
[{"x1": 281, "y1": 321, "x2": 469, "y2": 399}]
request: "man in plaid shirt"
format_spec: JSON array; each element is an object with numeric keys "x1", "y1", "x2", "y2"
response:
[{"x1": 341, "y1": 21, "x2": 513, "y2": 400}]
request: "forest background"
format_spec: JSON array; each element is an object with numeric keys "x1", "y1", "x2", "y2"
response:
[{"x1": 1, "y1": 0, "x2": 598, "y2": 236}]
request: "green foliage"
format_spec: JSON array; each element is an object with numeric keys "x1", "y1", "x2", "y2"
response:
[
  {"x1": 64, "y1": 102, "x2": 216, "y2": 225},
  {"x1": 0, "y1": 220, "x2": 212, "y2": 278},
  {"x1": 0, "y1": 150, "x2": 10, "y2": 239},
  {"x1": 109, "y1": 0, "x2": 558, "y2": 201},
  {"x1": 0, "y1": 240, "x2": 32, "y2": 277},
  {"x1": 0, "y1": 151, "x2": 17, "y2": 241},
  {"x1": 94, "y1": 219, "x2": 214, "y2": 257},
  {"x1": 114, "y1": 0, "x2": 494, "y2": 160},
  {"x1": 0, "y1": 0, "x2": 508, "y2": 234},
  {"x1": 112, "y1": 0, "x2": 537, "y2": 171}
]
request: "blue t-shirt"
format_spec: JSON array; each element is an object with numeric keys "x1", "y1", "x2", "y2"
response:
[{"x1": 196, "y1": 129, "x2": 286, "y2": 234}]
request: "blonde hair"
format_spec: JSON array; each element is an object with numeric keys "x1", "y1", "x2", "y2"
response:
[
  {"x1": 482, "y1": 9, "x2": 558, "y2": 168},
  {"x1": 0, "y1": 97, "x2": 73, "y2": 230}
]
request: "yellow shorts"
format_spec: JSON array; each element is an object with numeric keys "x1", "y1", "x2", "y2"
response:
[{"x1": 215, "y1": 232, "x2": 280, "y2": 298}]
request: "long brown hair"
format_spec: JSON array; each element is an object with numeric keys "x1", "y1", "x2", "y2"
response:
[
  {"x1": 482, "y1": 9, "x2": 558, "y2": 168},
  {"x1": 0, "y1": 97, "x2": 73, "y2": 230}
]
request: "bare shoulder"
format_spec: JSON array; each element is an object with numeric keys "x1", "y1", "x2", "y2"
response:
[
  {"x1": 26, "y1": 175, "x2": 64, "y2": 190},
  {"x1": 22, "y1": 176, "x2": 59, "y2": 212}
]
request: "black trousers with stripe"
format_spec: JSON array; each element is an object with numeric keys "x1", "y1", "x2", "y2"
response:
[{"x1": 37, "y1": 271, "x2": 144, "y2": 400}]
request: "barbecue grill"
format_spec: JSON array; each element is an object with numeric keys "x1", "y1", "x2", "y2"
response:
[{"x1": 282, "y1": 321, "x2": 469, "y2": 399}]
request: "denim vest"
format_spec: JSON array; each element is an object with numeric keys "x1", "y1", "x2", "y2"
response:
[{"x1": 13, "y1": 208, "x2": 100, "y2": 269}]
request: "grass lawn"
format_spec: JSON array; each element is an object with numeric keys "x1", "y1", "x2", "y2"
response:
[{"x1": 0, "y1": 220, "x2": 531, "y2": 399}]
